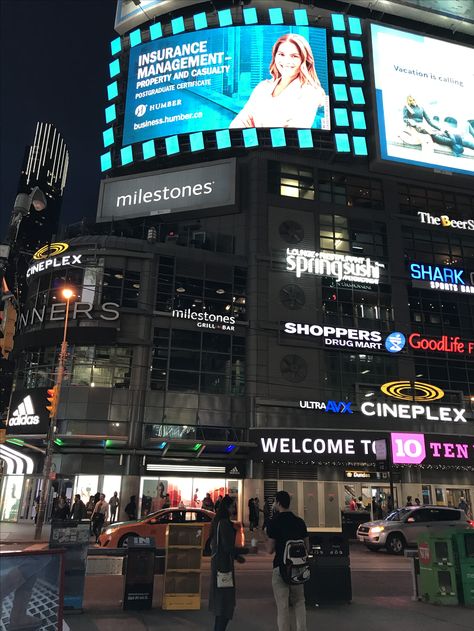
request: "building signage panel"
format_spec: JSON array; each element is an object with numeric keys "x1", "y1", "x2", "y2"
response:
[
  {"x1": 286, "y1": 249, "x2": 384, "y2": 284},
  {"x1": 171, "y1": 309, "x2": 235, "y2": 331},
  {"x1": 250, "y1": 429, "x2": 386, "y2": 463},
  {"x1": 26, "y1": 253, "x2": 82, "y2": 279},
  {"x1": 410, "y1": 263, "x2": 474, "y2": 294},
  {"x1": 299, "y1": 400, "x2": 353, "y2": 414},
  {"x1": 6, "y1": 388, "x2": 51, "y2": 435},
  {"x1": 97, "y1": 160, "x2": 237, "y2": 222},
  {"x1": 391, "y1": 432, "x2": 474, "y2": 467},
  {"x1": 18, "y1": 302, "x2": 120, "y2": 329},
  {"x1": 283, "y1": 322, "x2": 384, "y2": 351},
  {"x1": 408, "y1": 333, "x2": 474, "y2": 356},
  {"x1": 418, "y1": 212, "x2": 474, "y2": 232},
  {"x1": 123, "y1": 25, "x2": 330, "y2": 143},
  {"x1": 250, "y1": 430, "x2": 474, "y2": 467}
]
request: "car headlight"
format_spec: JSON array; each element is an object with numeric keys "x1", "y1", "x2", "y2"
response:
[
  {"x1": 369, "y1": 526, "x2": 384, "y2": 534},
  {"x1": 104, "y1": 528, "x2": 114, "y2": 535}
]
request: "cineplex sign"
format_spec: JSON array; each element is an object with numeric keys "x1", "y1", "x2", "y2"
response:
[
  {"x1": 250, "y1": 430, "x2": 474, "y2": 466},
  {"x1": 361, "y1": 381, "x2": 468, "y2": 423},
  {"x1": 286, "y1": 249, "x2": 385, "y2": 284}
]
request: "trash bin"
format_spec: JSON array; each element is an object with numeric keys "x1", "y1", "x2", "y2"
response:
[
  {"x1": 452, "y1": 531, "x2": 474, "y2": 606},
  {"x1": 304, "y1": 531, "x2": 352, "y2": 606},
  {"x1": 418, "y1": 532, "x2": 459, "y2": 605},
  {"x1": 123, "y1": 536, "x2": 156, "y2": 610}
]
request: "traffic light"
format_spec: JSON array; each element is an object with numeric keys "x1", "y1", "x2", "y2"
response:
[
  {"x1": 0, "y1": 299, "x2": 17, "y2": 359},
  {"x1": 46, "y1": 386, "x2": 59, "y2": 418}
]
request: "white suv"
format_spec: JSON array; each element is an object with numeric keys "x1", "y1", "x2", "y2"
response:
[{"x1": 357, "y1": 506, "x2": 473, "y2": 554}]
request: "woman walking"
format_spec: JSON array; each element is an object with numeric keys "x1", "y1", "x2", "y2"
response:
[{"x1": 209, "y1": 495, "x2": 244, "y2": 630}]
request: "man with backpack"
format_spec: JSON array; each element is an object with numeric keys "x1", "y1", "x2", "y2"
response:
[{"x1": 266, "y1": 491, "x2": 309, "y2": 631}]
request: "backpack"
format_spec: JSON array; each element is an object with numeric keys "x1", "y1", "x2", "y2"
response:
[{"x1": 280, "y1": 539, "x2": 310, "y2": 585}]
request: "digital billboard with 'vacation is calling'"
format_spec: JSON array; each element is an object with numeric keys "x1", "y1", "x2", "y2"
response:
[
  {"x1": 123, "y1": 25, "x2": 330, "y2": 144},
  {"x1": 371, "y1": 24, "x2": 474, "y2": 176}
]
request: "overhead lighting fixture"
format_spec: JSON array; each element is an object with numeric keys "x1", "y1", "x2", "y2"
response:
[
  {"x1": 364, "y1": 392, "x2": 374, "y2": 398},
  {"x1": 146, "y1": 464, "x2": 226, "y2": 473},
  {"x1": 361, "y1": 370, "x2": 370, "y2": 374},
  {"x1": 216, "y1": 288, "x2": 225, "y2": 295},
  {"x1": 176, "y1": 287, "x2": 186, "y2": 293}
]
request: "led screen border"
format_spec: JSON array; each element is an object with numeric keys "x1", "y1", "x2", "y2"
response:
[{"x1": 101, "y1": 7, "x2": 367, "y2": 171}]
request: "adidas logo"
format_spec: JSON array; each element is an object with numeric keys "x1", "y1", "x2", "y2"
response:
[
  {"x1": 8, "y1": 396, "x2": 40, "y2": 427},
  {"x1": 229, "y1": 467, "x2": 239, "y2": 475}
]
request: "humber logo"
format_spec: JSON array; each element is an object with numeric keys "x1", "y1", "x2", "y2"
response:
[{"x1": 33, "y1": 242, "x2": 69, "y2": 260}]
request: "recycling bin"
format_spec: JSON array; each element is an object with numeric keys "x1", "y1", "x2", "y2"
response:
[
  {"x1": 123, "y1": 536, "x2": 156, "y2": 610},
  {"x1": 418, "y1": 532, "x2": 459, "y2": 606},
  {"x1": 304, "y1": 531, "x2": 352, "y2": 606},
  {"x1": 452, "y1": 531, "x2": 474, "y2": 606}
]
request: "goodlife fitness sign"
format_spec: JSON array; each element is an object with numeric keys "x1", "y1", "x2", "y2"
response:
[
  {"x1": 250, "y1": 429, "x2": 474, "y2": 467},
  {"x1": 97, "y1": 159, "x2": 236, "y2": 222}
]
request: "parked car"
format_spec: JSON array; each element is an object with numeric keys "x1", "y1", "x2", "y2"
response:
[
  {"x1": 357, "y1": 506, "x2": 474, "y2": 554},
  {"x1": 98, "y1": 507, "x2": 245, "y2": 549}
]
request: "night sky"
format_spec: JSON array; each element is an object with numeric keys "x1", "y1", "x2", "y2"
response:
[{"x1": 0, "y1": 0, "x2": 117, "y2": 237}]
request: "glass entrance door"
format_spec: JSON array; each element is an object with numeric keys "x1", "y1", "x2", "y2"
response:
[{"x1": 446, "y1": 488, "x2": 471, "y2": 509}]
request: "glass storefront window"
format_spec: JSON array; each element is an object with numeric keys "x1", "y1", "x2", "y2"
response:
[
  {"x1": 139, "y1": 477, "x2": 241, "y2": 520},
  {"x1": 0, "y1": 476, "x2": 23, "y2": 522}
]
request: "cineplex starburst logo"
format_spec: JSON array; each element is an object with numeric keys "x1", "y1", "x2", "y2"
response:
[
  {"x1": 33, "y1": 242, "x2": 69, "y2": 260},
  {"x1": 380, "y1": 380, "x2": 444, "y2": 402}
]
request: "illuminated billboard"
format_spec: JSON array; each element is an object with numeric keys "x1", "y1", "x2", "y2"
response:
[
  {"x1": 123, "y1": 25, "x2": 330, "y2": 144},
  {"x1": 371, "y1": 24, "x2": 474, "y2": 176}
]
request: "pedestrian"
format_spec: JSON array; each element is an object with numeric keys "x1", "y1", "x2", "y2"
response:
[
  {"x1": 53, "y1": 495, "x2": 70, "y2": 521},
  {"x1": 248, "y1": 497, "x2": 257, "y2": 531},
  {"x1": 458, "y1": 496, "x2": 471, "y2": 517},
  {"x1": 91, "y1": 493, "x2": 109, "y2": 542},
  {"x1": 209, "y1": 495, "x2": 245, "y2": 630},
  {"x1": 263, "y1": 497, "x2": 273, "y2": 532},
  {"x1": 70, "y1": 494, "x2": 87, "y2": 521},
  {"x1": 254, "y1": 497, "x2": 261, "y2": 528},
  {"x1": 109, "y1": 491, "x2": 120, "y2": 522},
  {"x1": 202, "y1": 493, "x2": 215, "y2": 512},
  {"x1": 125, "y1": 495, "x2": 137, "y2": 520},
  {"x1": 349, "y1": 497, "x2": 357, "y2": 511},
  {"x1": 406, "y1": 496, "x2": 413, "y2": 507},
  {"x1": 266, "y1": 490, "x2": 308, "y2": 631},
  {"x1": 162, "y1": 493, "x2": 171, "y2": 509},
  {"x1": 415, "y1": 497, "x2": 421, "y2": 507},
  {"x1": 215, "y1": 495, "x2": 223, "y2": 512}
]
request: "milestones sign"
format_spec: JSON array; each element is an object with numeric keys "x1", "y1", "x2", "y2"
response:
[{"x1": 97, "y1": 159, "x2": 236, "y2": 222}]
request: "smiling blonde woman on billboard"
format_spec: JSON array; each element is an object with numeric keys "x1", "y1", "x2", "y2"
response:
[{"x1": 230, "y1": 33, "x2": 326, "y2": 129}]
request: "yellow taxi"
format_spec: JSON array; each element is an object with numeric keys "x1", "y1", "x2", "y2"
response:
[{"x1": 98, "y1": 507, "x2": 245, "y2": 549}]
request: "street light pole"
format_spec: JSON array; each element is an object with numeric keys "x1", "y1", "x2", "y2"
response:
[{"x1": 34, "y1": 288, "x2": 73, "y2": 539}]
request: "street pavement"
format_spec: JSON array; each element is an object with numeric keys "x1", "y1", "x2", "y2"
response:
[{"x1": 2, "y1": 522, "x2": 473, "y2": 630}]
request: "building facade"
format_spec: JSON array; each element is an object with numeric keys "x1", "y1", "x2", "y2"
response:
[{"x1": 1, "y1": 0, "x2": 473, "y2": 524}]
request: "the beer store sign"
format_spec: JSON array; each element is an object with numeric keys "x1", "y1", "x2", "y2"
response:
[
  {"x1": 360, "y1": 381, "x2": 468, "y2": 423},
  {"x1": 6, "y1": 388, "x2": 50, "y2": 435},
  {"x1": 250, "y1": 429, "x2": 474, "y2": 466},
  {"x1": 418, "y1": 212, "x2": 474, "y2": 232},
  {"x1": 410, "y1": 263, "x2": 474, "y2": 294},
  {"x1": 285, "y1": 249, "x2": 384, "y2": 284}
]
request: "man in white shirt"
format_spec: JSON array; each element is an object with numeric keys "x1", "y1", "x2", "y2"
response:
[{"x1": 91, "y1": 493, "x2": 109, "y2": 542}]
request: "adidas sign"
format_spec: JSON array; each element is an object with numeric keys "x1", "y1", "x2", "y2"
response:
[
  {"x1": 229, "y1": 467, "x2": 239, "y2": 475},
  {"x1": 8, "y1": 395, "x2": 40, "y2": 426}
]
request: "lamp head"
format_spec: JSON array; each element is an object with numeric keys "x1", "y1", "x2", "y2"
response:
[{"x1": 62, "y1": 288, "x2": 74, "y2": 300}]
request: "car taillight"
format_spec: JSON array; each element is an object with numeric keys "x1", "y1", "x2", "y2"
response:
[{"x1": 468, "y1": 520, "x2": 474, "y2": 528}]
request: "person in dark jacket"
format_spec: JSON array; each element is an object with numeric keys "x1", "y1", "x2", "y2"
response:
[
  {"x1": 53, "y1": 495, "x2": 70, "y2": 521},
  {"x1": 125, "y1": 496, "x2": 137, "y2": 520},
  {"x1": 248, "y1": 498, "x2": 258, "y2": 531},
  {"x1": 70, "y1": 494, "x2": 87, "y2": 520},
  {"x1": 209, "y1": 495, "x2": 244, "y2": 631}
]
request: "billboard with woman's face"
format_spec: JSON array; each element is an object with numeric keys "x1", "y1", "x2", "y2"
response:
[
  {"x1": 371, "y1": 24, "x2": 474, "y2": 176},
  {"x1": 123, "y1": 25, "x2": 330, "y2": 144}
]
